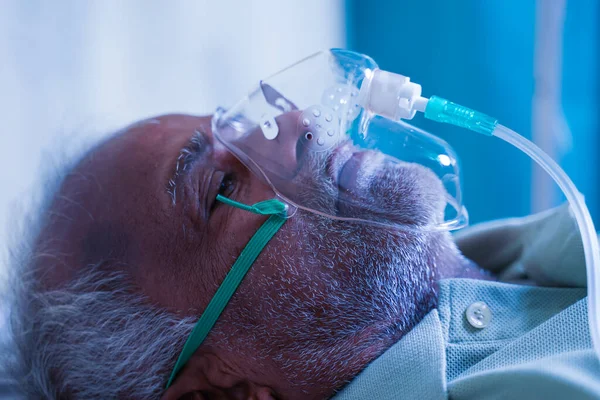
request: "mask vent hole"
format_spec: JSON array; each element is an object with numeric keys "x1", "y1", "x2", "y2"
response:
[{"x1": 305, "y1": 132, "x2": 313, "y2": 140}]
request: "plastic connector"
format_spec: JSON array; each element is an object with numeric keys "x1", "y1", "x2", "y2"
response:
[
  {"x1": 424, "y1": 96, "x2": 497, "y2": 136},
  {"x1": 359, "y1": 69, "x2": 428, "y2": 120}
]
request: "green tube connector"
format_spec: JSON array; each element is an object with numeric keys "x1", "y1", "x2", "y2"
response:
[{"x1": 424, "y1": 96, "x2": 497, "y2": 136}]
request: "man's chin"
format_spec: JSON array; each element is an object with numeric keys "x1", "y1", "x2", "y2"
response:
[{"x1": 336, "y1": 160, "x2": 447, "y2": 228}]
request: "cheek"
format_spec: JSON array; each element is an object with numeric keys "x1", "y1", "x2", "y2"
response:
[
  {"x1": 234, "y1": 216, "x2": 335, "y2": 301},
  {"x1": 126, "y1": 230, "x2": 216, "y2": 315}
]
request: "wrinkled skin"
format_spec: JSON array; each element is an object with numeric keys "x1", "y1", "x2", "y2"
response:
[{"x1": 36, "y1": 114, "x2": 484, "y2": 399}]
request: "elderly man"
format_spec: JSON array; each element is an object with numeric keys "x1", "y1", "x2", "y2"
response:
[{"x1": 1, "y1": 112, "x2": 599, "y2": 400}]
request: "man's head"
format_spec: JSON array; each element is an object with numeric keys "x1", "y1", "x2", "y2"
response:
[{"x1": 8, "y1": 114, "x2": 472, "y2": 399}]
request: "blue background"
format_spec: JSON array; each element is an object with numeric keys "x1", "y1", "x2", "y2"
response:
[{"x1": 347, "y1": 1, "x2": 599, "y2": 224}]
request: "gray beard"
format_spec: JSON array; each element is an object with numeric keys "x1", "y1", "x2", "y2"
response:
[
  {"x1": 209, "y1": 151, "x2": 463, "y2": 396},
  {"x1": 212, "y1": 209, "x2": 462, "y2": 396}
]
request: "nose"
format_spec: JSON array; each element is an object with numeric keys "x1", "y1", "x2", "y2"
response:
[
  {"x1": 232, "y1": 110, "x2": 306, "y2": 180},
  {"x1": 231, "y1": 106, "x2": 346, "y2": 182}
]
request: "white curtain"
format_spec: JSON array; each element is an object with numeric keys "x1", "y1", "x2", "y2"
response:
[{"x1": 0, "y1": 0, "x2": 345, "y2": 262}]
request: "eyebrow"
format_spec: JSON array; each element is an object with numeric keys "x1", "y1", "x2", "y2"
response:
[{"x1": 167, "y1": 129, "x2": 210, "y2": 205}]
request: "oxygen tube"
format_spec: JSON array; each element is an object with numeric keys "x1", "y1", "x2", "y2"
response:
[{"x1": 360, "y1": 69, "x2": 600, "y2": 360}]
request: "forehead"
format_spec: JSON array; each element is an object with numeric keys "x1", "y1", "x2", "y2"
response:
[
  {"x1": 79, "y1": 114, "x2": 215, "y2": 203},
  {"x1": 38, "y1": 114, "x2": 213, "y2": 288},
  {"x1": 73, "y1": 114, "x2": 214, "y2": 212},
  {"x1": 108, "y1": 115, "x2": 213, "y2": 157}
]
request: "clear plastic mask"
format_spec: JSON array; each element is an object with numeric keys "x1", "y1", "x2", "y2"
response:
[{"x1": 212, "y1": 49, "x2": 468, "y2": 231}]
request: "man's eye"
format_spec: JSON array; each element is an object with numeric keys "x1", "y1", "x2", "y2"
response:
[
  {"x1": 208, "y1": 172, "x2": 236, "y2": 215},
  {"x1": 218, "y1": 174, "x2": 235, "y2": 198}
]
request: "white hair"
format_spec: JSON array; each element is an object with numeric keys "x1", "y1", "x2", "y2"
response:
[{"x1": 6, "y1": 266, "x2": 195, "y2": 399}]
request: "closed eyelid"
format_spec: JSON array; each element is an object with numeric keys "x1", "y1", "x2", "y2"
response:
[
  {"x1": 199, "y1": 169, "x2": 217, "y2": 220},
  {"x1": 167, "y1": 130, "x2": 211, "y2": 205}
]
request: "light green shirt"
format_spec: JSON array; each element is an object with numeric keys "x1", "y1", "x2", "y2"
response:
[{"x1": 335, "y1": 206, "x2": 600, "y2": 399}]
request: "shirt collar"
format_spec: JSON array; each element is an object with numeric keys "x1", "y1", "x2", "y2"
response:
[
  {"x1": 454, "y1": 205, "x2": 587, "y2": 287},
  {"x1": 332, "y1": 309, "x2": 447, "y2": 400},
  {"x1": 334, "y1": 279, "x2": 586, "y2": 399}
]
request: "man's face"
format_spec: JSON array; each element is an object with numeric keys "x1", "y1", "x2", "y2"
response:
[{"x1": 44, "y1": 113, "x2": 453, "y2": 395}]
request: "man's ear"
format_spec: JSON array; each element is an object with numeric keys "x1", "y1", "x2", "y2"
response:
[{"x1": 161, "y1": 352, "x2": 276, "y2": 400}]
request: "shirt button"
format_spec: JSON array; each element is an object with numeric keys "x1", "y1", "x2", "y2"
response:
[{"x1": 466, "y1": 301, "x2": 492, "y2": 329}]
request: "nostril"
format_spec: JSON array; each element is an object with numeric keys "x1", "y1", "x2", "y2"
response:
[{"x1": 305, "y1": 132, "x2": 313, "y2": 141}]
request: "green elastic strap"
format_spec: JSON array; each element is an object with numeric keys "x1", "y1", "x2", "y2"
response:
[{"x1": 165, "y1": 195, "x2": 287, "y2": 388}]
